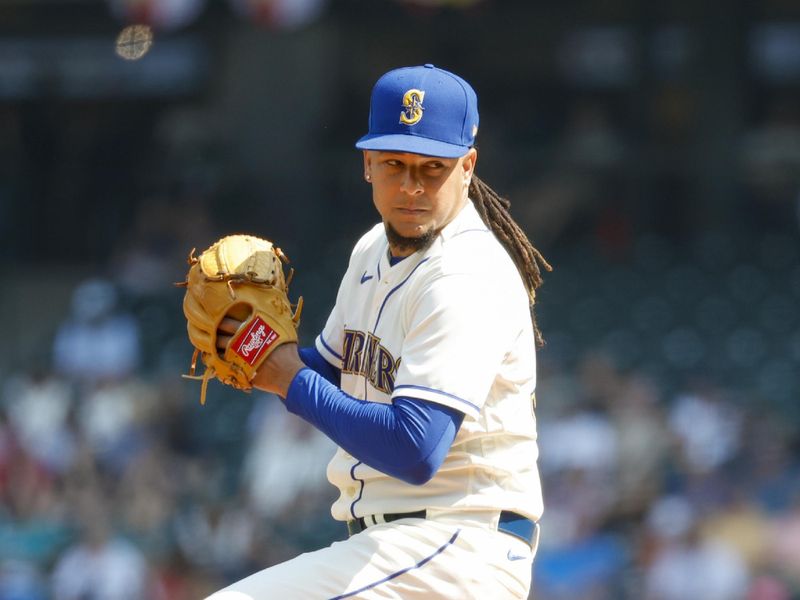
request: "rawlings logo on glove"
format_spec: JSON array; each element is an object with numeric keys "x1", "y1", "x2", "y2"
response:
[
  {"x1": 176, "y1": 234, "x2": 303, "y2": 405},
  {"x1": 232, "y1": 316, "x2": 279, "y2": 364}
]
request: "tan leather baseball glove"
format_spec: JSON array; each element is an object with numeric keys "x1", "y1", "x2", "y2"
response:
[{"x1": 178, "y1": 234, "x2": 303, "y2": 404}]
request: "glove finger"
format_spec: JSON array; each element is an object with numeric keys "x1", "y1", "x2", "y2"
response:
[
  {"x1": 217, "y1": 333, "x2": 233, "y2": 351},
  {"x1": 187, "y1": 321, "x2": 214, "y2": 353},
  {"x1": 183, "y1": 290, "x2": 218, "y2": 332},
  {"x1": 219, "y1": 317, "x2": 243, "y2": 335}
]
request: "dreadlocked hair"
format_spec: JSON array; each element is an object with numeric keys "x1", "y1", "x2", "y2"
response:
[{"x1": 468, "y1": 174, "x2": 552, "y2": 346}]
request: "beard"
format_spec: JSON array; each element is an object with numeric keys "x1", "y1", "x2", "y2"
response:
[{"x1": 384, "y1": 222, "x2": 438, "y2": 255}]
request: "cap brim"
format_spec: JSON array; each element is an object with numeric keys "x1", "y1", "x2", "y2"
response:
[{"x1": 355, "y1": 133, "x2": 469, "y2": 158}]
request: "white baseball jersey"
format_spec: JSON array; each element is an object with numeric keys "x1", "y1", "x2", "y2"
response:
[{"x1": 315, "y1": 200, "x2": 543, "y2": 523}]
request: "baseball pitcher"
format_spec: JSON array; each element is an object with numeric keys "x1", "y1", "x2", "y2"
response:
[{"x1": 183, "y1": 64, "x2": 551, "y2": 599}]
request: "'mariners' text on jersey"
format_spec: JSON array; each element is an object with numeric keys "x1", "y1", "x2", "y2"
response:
[{"x1": 342, "y1": 329, "x2": 402, "y2": 394}]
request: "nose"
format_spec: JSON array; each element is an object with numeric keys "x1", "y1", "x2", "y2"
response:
[{"x1": 399, "y1": 168, "x2": 424, "y2": 195}]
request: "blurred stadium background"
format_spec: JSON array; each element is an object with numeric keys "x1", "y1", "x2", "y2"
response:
[{"x1": 1, "y1": 0, "x2": 799, "y2": 598}]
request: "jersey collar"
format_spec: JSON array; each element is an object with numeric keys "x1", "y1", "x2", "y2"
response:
[{"x1": 436, "y1": 200, "x2": 488, "y2": 243}]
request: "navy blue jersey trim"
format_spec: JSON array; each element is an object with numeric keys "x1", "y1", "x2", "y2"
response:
[
  {"x1": 349, "y1": 461, "x2": 366, "y2": 519},
  {"x1": 329, "y1": 529, "x2": 460, "y2": 599},
  {"x1": 393, "y1": 384, "x2": 479, "y2": 413},
  {"x1": 373, "y1": 258, "x2": 430, "y2": 332},
  {"x1": 451, "y1": 228, "x2": 490, "y2": 237},
  {"x1": 319, "y1": 335, "x2": 343, "y2": 361}
]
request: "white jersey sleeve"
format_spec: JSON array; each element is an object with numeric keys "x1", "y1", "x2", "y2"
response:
[{"x1": 315, "y1": 288, "x2": 345, "y2": 370}]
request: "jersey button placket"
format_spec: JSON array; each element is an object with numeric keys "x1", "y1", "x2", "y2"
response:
[{"x1": 371, "y1": 280, "x2": 387, "y2": 324}]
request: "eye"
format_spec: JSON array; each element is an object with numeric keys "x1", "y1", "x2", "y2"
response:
[
  {"x1": 384, "y1": 159, "x2": 403, "y2": 167},
  {"x1": 425, "y1": 161, "x2": 445, "y2": 169}
]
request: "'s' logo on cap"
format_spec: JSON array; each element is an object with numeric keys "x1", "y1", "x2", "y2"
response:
[{"x1": 399, "y1": 89, "x2": 425, "y2": 125}]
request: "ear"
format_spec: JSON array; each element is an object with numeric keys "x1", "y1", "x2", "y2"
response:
[
  {"x1": 461, "y1": 147, "x2": 477, "y2": 181},
  {"x1": 362, "y1": 151, "x2": 372, "y2": 180}
]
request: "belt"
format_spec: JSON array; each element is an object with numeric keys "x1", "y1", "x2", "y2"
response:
[{"x1": 346, "y1": 510, "x2": 539, "y2": 547}]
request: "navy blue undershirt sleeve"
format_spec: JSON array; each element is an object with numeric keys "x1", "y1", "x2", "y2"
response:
[
  {"x1": 298, "y1": 345, "x2": 340, "y2": 386},
  {"x1": 285, "y1": 367, "x2": 464, "y2": 485}
]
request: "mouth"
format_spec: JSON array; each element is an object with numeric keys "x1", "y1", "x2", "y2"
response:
[{"x1": 395, "y1": 207, "x2": 428, "y2": 216}]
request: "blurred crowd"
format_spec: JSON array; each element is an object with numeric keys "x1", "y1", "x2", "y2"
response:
[{"x1": 534, "y1": 353, "x2": 800, "y2": 600}]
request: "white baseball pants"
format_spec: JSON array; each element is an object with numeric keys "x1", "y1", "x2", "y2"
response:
[{"x1": 205, "y1": 511, "x2": 538, "y2": 599}]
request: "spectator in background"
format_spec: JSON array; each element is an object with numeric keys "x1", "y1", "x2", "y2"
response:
[
  {"x1": 51, "y1": 277, "x2": 154, "y2": 474},
  {"x1": 115, "y1": 441, "x2": 178, "y2": 558},
  {"x1": 50, "y1": 495, "x2": 150, "y2": 600},
  {"x1": 701, "y1": 490, "x2": 770, "y2": 575},
  {"x1": 0, "y1": 416, "x2": 70, "y2": 570},
  {"x1": 644, "y1": 495, "x2": 749, "y2": 600},
  {"x1": 645, "y1": 525, "x2": 749, "y2": 600},
  {"x1": 609, "y1": 374, "x2": 670, "y2": 519},
  {"x1": 75, "y1": 376, "x2": 157, "y2": 474},
  {"x1": 52, "y1": 278, "x2": 140, "y2": 385},
  {"x1": 242, "y1": 397, "x2": 336, "y2": 518},
  {"x1": 668, "y1": 382, "x2": 742, "y2": 476},
  {"x1": 172, "y1": 494, "x2": 261, "y2": 583},
  {"x1": 533, "y1": 353, "x2": 627, "y2": 598},
  {"x1": 2, "y1": 368, "x2": 75, "y2": 476}
]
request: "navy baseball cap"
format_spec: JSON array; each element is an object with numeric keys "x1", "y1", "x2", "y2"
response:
[{"x1": 355, "y1": 64, "x2": 479, "y2": 158}]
